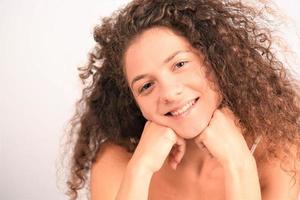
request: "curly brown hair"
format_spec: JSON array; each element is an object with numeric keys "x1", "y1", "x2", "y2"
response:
[{"x1": 64, "y1": 0, "x2": 300, "y2": 199}]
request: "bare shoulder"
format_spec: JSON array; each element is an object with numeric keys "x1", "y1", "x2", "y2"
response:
[
  {"x1": 256, "y1": 144, "x2": 300, "y2": 200},
  {"x1": 90, "y1": 141, "x2": 133, "y2": 200}
]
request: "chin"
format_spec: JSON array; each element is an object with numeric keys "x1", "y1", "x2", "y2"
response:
[
  {"x1": 174, "y1": 118, "x2": 211, "y2": 139},
  {"x1": 175, "y1": 125, "x2": 205, "y2": 139}
]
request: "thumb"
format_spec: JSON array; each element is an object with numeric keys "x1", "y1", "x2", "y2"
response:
[{"x1": 168, "y1": 136, "x2": 186, "y2": 170}]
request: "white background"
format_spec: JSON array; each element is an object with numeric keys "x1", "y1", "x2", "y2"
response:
[{"x1": 0, "y1": 0, "x2": 299, "y2": 200}]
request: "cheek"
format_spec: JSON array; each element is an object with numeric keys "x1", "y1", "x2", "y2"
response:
[
  {"x1": 140, "y1": 109, "x2": 152, "y2": 121},
  {"x1": 135, "y1": 100, "x2": 155, "y2": 121}
]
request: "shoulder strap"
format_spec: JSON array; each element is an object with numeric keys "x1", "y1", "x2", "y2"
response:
[{"x1": 250, "y1": 135, "x2": 262, "y2": 154}]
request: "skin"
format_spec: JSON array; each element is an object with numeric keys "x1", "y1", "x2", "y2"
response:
[
  {"x1": 124, "y1": 26, "x2": 251, "y2": 169},
  {"x1": 90, "y1": 26, "x2": 300, "y2": 200},
  {"x1": 120, "y1": 26, "x2": 261, "y2": 199},
  {"x1": 125, "y1": 27, "x2": 221, "y2": 140}
]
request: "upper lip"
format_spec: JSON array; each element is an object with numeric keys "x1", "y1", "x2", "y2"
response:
[{"x1": 164, "y1": 97, "x2": 198, "y2": 115}]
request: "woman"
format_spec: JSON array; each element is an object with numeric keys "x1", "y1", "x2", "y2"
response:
[{"x1": 65, "y1": 0, "x2": 300, "y2": 199}]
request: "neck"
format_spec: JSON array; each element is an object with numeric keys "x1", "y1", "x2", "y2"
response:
[{"x1": 177, "y1": 139, "x2": 218, "y2": 176}]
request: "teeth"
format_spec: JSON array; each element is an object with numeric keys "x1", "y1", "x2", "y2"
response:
[{"x1": 170, "y1": 99, "x2": 196, "y2": 116}]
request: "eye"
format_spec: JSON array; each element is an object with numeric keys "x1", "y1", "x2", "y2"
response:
[
  {"x1": 139, "y1": 82, "x2": 153, "y2": 93},
  {"x1": 174, "y1": 61, "x2": 188, "y2": 70}
]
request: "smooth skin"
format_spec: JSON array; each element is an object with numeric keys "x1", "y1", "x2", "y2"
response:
[{"x1": 91, "y1": 27, "x2": 300, "y2": 200}]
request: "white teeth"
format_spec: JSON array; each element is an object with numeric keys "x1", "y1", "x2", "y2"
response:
[{"x1": 170, "y1": 99, "x2": 196, "y2": 116}]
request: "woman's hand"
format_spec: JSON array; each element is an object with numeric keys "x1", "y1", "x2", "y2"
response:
[
  {"x1": 194, "y1": 107, "x2": 252, "y2": 167},
  {"x1": 129, "y1": 121, "x2": 186, "y2": 174}
]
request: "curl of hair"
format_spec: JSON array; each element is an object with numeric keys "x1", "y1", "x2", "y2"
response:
[{"x1": 65, "y1": 0, "x2": 300, "y2": 199}]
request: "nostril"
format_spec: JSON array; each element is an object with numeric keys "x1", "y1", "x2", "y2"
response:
[{"x1": 160, "y1": 85, "x2": 183, "y2": 104}]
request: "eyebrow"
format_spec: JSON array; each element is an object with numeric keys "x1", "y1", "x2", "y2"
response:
[{"x1": 130, "y1": 50, "x2": 190, "y2": 89}]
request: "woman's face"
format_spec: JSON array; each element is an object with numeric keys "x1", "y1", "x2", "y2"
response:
[{"x1": 124, "y1": 27, "x2": 221, "y2": 139}]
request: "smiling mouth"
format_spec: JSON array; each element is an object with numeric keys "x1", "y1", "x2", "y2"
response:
[{"x1": 165, "y1": 97, "x2": 199, "y2": 117}]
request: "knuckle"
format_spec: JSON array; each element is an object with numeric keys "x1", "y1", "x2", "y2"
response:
[
  {"x1": 200, "y1": 130, "x2": 209, "y2": 141},
  {"x1": 214, "y1": 109, "x2": 223, "y2": 117},
  {"x1": 163, "y1": 129, "x2": 176, "y2": 142}
]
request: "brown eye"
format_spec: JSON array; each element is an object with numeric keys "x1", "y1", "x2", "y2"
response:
[
  {"x1": 139, "y1": 82, "x2": 153, "y2": 93},
  {"x1": 174, "y1": 61, "x2": 188, "y2": 69}
]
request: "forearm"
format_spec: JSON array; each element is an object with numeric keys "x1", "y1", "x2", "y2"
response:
[
  {"x1": 223, "y1": 154, "x2": 262, "y2": 200},
  {"x1": 116, "y1": 161, "x2": 153, "y2": 200}
]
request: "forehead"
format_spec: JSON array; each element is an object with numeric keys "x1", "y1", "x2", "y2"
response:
[{"x1": 124, "y1": 27, "x2": 192, "y2": 79}]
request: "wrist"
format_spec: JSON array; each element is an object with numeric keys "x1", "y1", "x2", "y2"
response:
[
  {"x1": 116, "y1": 158, "x2": 154, "y2": 200},
  {"x1": 126, "y1": 159, "x2": 154, "y2": 179},
  {"x1": 222, "y1": 154, "x2": 261, "y2": 200},
  {"x1": 222, "y1": 152, "x2": 256, "y2": 171}
]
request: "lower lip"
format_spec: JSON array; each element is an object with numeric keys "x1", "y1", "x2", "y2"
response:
[{"x1": 169, "y1": 98, "x2": 199, "y2": 119}]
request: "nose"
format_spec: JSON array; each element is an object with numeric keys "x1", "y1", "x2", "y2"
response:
[{"x1": 159, "y1": 81, "x2": 183, "y2": 104}]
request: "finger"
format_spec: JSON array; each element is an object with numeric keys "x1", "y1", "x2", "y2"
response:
[
  {"x1": 174, "y1": 138, "x2": 186, "y2": 164},
  {"x1": 169, "y1": 153, "x2": 181, "y2": 170},
  {"x1": 194, "y1": 140, "x2": 214, "y2": 159},
  {"x1": 167, "y1": 146, "x2": 178, "y2": 170},
  {"x1": 168, "y1": 136, "x2": 186, "y2": 170},
  {"x1": 159, "y1": 130, "x2": 178, "y2": 165},
  {"x1": 194, "y1": 129, "x2": 206, "y2": 145},
  {"x1": 176, "y1": 135, "x2": 185, "y2": 145},
  {"x1": 169, "y1": 156, "x2": 178, "y2": 170},
  {"x1": 163, "y1": 129, "x2": 177, "y2": 145},
  {"x1": 218, "y1": 107, "x2": 242, "y2": 127},
  {"x1": 220, "y1": 106, "x2": 232, "y2": 114},
  {"x1": 219, "y1": 107, "x2": 236, "y2": 120},
  {"x1": 198, "y1": 142, "x2": 206, "y2": 149},
  {"x1": 194, "y1": 128, "x2": 211, "y2": 151},
  {"x1": 169, "y1": 145, "x2": 178, "y2": 157},
  {"x1": 145, "y1": 121, "x2": 151, "y2": 128}
]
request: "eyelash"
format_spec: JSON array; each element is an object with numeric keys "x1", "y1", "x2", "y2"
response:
[
  {"x1": 173, "y1": 61, "x2": 188, "y2": 70},
  {"x1": 138, "y1": 61, "x2": 189, "y2": 94},
  {"x1": 139, "y1": 82, "x2": 153, "y2": 94}
]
